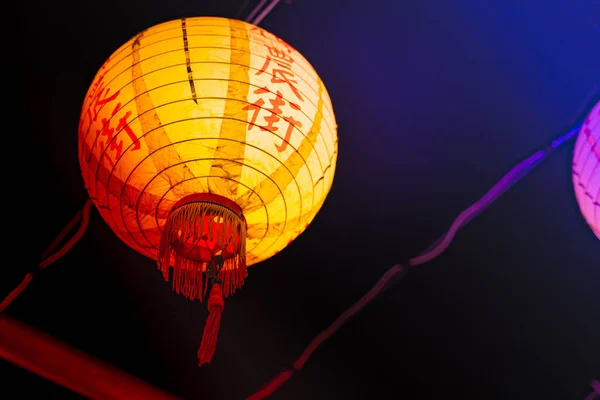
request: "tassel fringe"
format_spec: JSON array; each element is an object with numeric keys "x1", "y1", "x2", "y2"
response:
[{"x1": 158, "y1": 200, "x2": 247, "y2": 301}]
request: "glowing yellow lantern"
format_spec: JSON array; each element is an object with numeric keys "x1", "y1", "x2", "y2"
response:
[{"x1": 77, "y1": 16, "x2": 337, "y2": 364}]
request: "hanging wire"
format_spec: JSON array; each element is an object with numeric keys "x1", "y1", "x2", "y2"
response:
[
  {"x1": 0, "y1": 199, "x2": 93, "y2": 312},
  {"x1": 235, "y1": 0, "x2": 254, "y2": 19},
  {"x1": 245, "y1": 0, "x2": 269, "y2": 23},
  {"x1": 247, "y1": 87, "x2": 600, "y2": 399},
  {"x1": 251, "y1": 0, "x2": 281, "y2": 25},
  {"x1": 421, "y1": 83, "x2": 600, "y2": 255},
  {"x1": 244, "y1": 0, "x2": 282, "y2": 25}
]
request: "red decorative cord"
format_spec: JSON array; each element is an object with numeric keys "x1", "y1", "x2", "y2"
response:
[{"x1": 0, "y1": 199, "x2": 93, "y2": 312}]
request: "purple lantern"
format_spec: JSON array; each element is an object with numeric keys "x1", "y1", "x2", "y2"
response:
[{"x1": 572, "y1": 100, "x2": 600, "y2": 239}]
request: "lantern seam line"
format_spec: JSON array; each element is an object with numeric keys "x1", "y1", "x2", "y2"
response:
[
  {"x1": 84, "y1": 93, "x2": 330, "y2": 190},
  {"x1": 573, "y1": 137, "x2": 599, "y2": 164},
  {"x1": 124, "y1": 173, "x2": 272, "y2": 258},
  {"x1": 99, "y1": 28, "x2": 322, "y2": 97},
  {"x1": 84, "y1": 134, "x2": 304, "y2": 237},
  {"x1": 154, "y1": 173, "x2": 291, "y2": 263},
  {"x1": 109, "y1": 24, "x2": 321, "y2": 83},
  {"x1": 101, "y1": 134, "x2": 303, "y2": 208},
  {"x1": 148, "y1": 171, "x2": 277, "y2": 258},
  {"x1": 80, "y1": 64, "x2": 336, "y2": 154},
  {"x1": 573, "y1": 168, "x2": 600, "y2": 199},
  {"x1": 83, "y1": 92, "x2": 331, "y2": 172},
  {"x1": 80, "y1": 48, "x2": 335, "y2": 137},
  {"x1": 81, "y1": 81, "x2": 335, "y2": 173},
  {"x1": 96, "y1": 117, "x2": 317, "y2": 220}
]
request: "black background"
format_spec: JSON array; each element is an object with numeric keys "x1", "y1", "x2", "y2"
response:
[{"x1": 4, "y1": 0, "x2": 600, "y2": 399}]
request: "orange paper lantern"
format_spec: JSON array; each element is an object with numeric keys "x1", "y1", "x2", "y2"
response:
[{"x1": 77, "y1": 16, "x2": 337, "y2": 364}]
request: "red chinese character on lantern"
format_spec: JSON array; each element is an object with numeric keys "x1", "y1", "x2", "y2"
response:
[
  {"x1": 273, "y1": 37, "x2": 294, "y2": 54},
  {"x1": 243, "y1": 87, "x2": 302, "y2": 152},
  {"x1": 96, "y1": 102, "x2": 141, "y2": 165},
  {"x1": 265, "y1": 45, "x2": 294, "y2": 64},
  {"x1": 89, "y1": 87, "x2": 120, "y2": 123},
  {"x1": 249, "y1": 26, "x2": 266, "y2": 37},
  {"x1": 248, "y1": 26, "x2": 272, "y2": 43},
  {"x1": 256, "y1": 46, "x2": 304, "y2": 102},
  {"x1": 249, "y1": 27, "x2": 294, "y2": 54}
]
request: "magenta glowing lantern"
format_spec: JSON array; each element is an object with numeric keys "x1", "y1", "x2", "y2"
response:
[{"x1": 572, "y1": 100, "x2": 600, "y2": 239}]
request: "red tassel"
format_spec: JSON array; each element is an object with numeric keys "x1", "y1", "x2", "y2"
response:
[{"x1": 198, "y1": 283, "x2": 224, "y2": 366}]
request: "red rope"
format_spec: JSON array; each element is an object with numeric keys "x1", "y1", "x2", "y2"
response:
[
  {"x1": 40, "y1": 206, "x2": 85, "y2": 260},
  {"x1": 0, "y1": 274, "x2": 34, "y2": 312},
  {"x1": 247, "y1": 264, "x2": 406, "y2": 400},
  {"x1": 0, "y1": 199, "x2": 93, "y2": 312},
  {"x1": 39, "y1": 199, "x2": 93, "y2": 271}
]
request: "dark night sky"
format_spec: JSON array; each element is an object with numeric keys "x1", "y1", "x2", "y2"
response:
[{"x1": 4, "y1": 0, "x2": 600, "y2": 399}]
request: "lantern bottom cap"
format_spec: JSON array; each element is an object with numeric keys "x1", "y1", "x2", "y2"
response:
[{"x1": 157, "y1": 192, "x2": 247, "y2": 301}]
